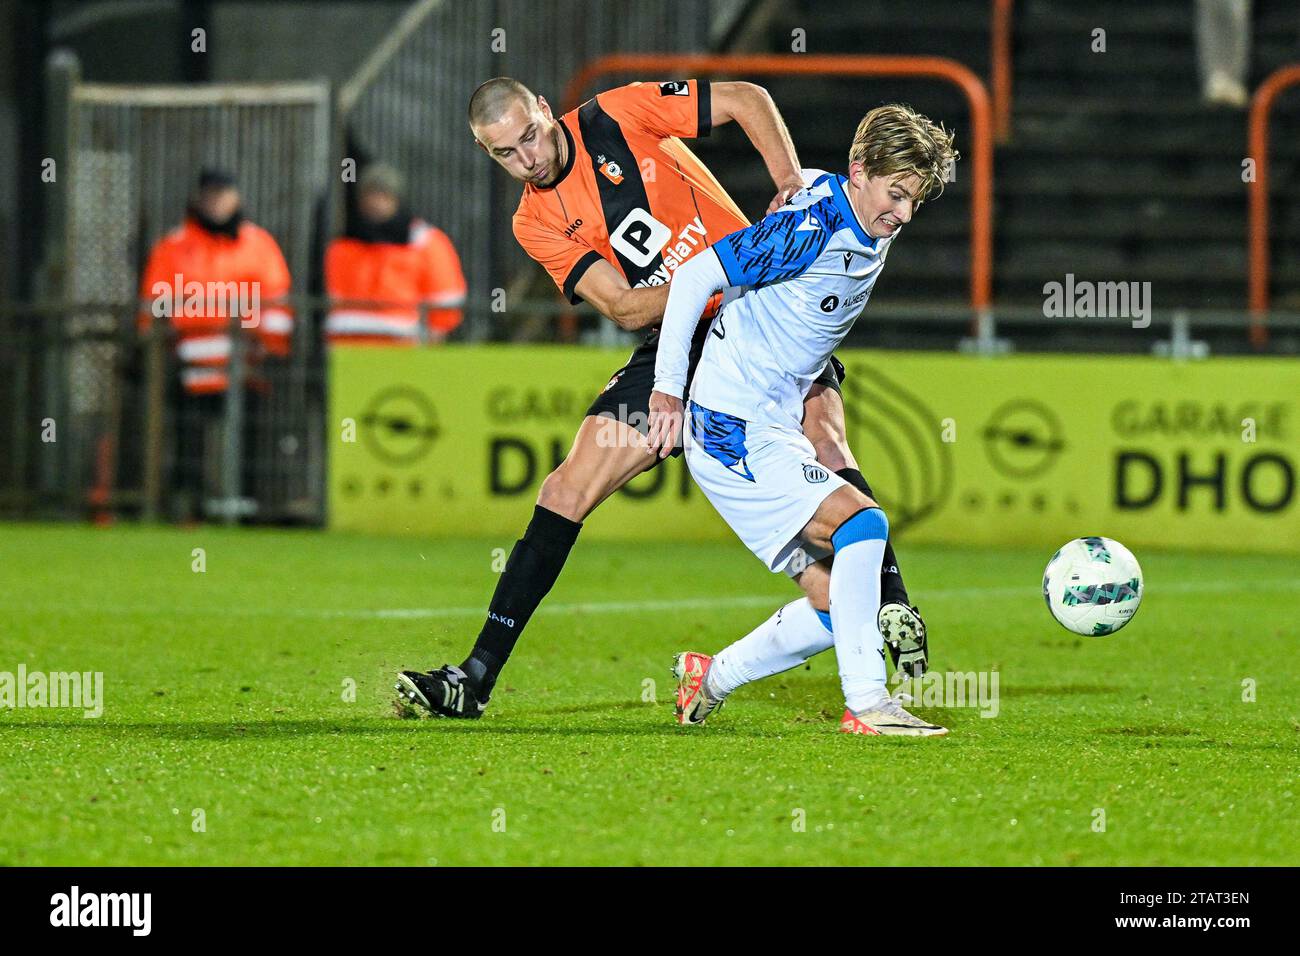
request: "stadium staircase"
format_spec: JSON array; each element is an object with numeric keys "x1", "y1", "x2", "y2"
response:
[{"x1": 705, "y1": 0, "x2": 1300, "y2": 325}]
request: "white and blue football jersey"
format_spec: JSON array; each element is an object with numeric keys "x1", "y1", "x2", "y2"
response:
[{"x1": 654, "y1": 169, "x2": 894, "y2": 428}]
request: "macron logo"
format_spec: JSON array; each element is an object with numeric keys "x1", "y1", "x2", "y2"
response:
[
  {"x1": 50, "y1": 886, "x2": 151, "y2": 936},
  {"x1": 794, "y1": 214, "x2": 821, "y2": 233}
]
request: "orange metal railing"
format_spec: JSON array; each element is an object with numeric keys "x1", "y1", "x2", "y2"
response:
[
  {"x1": 1247, "y1": 63, "x2": 1300, "y2": 348},
  {"x1": 991, "y1": 0, "x2": 1013, "y2": 142},
  {"x1": 564, "y1": 53, "x2": 994, "y2": 318}
]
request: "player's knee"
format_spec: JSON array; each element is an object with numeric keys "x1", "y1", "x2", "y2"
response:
[
  {"x1": 831, "y1": 503, "x2": 889, "y2": 553},
  {"x1": 827, "y1": 484, "x2": 877, "y2": 520},
  {"x1": 536, "y1": 465, "x2": 594, "y2": 522},
  {"x1": 807, "y1": 486, "x2": 880, "y2": 551}
]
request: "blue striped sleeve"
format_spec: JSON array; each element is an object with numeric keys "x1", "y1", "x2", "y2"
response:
[{"x1": 712, "y1": 202, "x2": 834, "y2": 289}]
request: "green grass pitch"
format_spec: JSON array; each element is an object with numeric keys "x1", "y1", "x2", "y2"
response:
[{"x1": 0, "y1": 523, "x2": 1296, "y2": 866}]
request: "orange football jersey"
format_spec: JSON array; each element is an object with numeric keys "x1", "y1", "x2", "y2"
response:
[{"x1": 512, "y1": 80, "x2": 749, "y2": 305}]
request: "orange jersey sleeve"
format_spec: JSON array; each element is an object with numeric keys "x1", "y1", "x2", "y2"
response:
[
  {"x1": 512, "y1": 209, "x2": 604, "y2": 304},
  {"x1": 595, "y1": 80, "x2": 711, "y2": 141}
]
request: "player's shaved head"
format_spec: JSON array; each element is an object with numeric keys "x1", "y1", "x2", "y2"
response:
[
  {"x1": 469, "y1": 77, "x2": 567, "y2": 188},
  {"x1": 468, "y1": 77, "x2": 538, "y2": 131}
]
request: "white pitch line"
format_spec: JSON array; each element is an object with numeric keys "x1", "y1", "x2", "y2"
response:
[
  {"x1": 4, "y1": 578, "x2": 1296, "y2": 622},
  {"x1": 352, "y1": 577, "x2": 1300, "y2": 620}
]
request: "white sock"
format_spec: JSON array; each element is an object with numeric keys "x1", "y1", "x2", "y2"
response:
[
  {"x1": 829, "y1": 513, "x2": 889, "y2": 713},
  {"x1": 706, "y1": 598, "x2": 834, "y2": 699}
]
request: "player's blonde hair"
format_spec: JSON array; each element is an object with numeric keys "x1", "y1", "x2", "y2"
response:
[{"x1": 848, "y1": 104, "x2": 958, "y2": 203}]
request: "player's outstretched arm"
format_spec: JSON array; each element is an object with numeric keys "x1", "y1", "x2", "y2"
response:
[
  {"x1": 711, "y1": 82, "x2": 804, "y2": 213},
  {"x1": 574, "y1": 259, "x2": 670, "y2": 331},
  {"x1": 647, "y1": 248, "x2": 730, "y2": 458}
]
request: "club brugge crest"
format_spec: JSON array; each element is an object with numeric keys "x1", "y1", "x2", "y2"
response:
[{"x1": 803, "y1": 464, "x2": 828, "y2": 483}]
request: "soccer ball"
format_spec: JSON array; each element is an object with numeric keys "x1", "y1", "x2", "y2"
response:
[{"x1": 1042, "y1": 536, "x2": 1143, "y2": 636}]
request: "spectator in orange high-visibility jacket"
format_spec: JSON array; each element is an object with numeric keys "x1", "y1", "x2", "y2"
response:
[
  {"x1": 325, "y1": 164, "x2": 467, "y2": 345},
  {"x1": 138, "y1": 168, "x2": 293, "y2": 395}
]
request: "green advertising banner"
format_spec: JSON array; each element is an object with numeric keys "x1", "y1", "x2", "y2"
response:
[{"x1": 330, "y1": 346, "x2": 1298, "y2": 554}]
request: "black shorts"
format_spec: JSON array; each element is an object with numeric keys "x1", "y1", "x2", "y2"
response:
[{"x1": 585, "y1": 328, "x2": 845, "y2": 460}]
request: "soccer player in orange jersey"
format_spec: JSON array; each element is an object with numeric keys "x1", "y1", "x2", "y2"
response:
[{"x1": 396, "y1": 77, "x2": 926, "y2": 718}]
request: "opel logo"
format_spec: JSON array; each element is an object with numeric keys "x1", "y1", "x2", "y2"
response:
[
  {"x1": 982, "y1": 399, "x2": 1066, "y2": 479},
  {"x1": 360, "y1": 385, "x2": 441, "y2": 466}
]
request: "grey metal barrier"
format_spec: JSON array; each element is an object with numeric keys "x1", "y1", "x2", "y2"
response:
[
  {"x1": 336, "y1": 0, "x2": 727, "y2": 342},
  {"x1": 3, "y1": 295, "x2": 1297, "y2": 525},
  {"x1": 36, "y1": 55, "x2": 334, "y2": 525},
  {"x1": 0, "y1": 298, "x2": 328, "y2": 526}
]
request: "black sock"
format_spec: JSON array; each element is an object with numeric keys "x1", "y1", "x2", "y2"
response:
[
  {"x1": 462, "y1": 505, "x2": 582, "y2": 696},
  {"x1": 835, "y1": 467, "x2": 910, "y2": 606}
]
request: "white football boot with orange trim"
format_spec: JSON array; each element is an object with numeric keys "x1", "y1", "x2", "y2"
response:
[
  {"x1": 672, "y1": 651, "x2": 725, "y2": 726},
  {"x1": 839, "y1": 695, "x2": 948, "y2": 737}
]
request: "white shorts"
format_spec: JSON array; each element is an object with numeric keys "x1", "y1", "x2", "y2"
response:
[{"x1": 685, "y1": 401, "x2": 844, "y2": 574}]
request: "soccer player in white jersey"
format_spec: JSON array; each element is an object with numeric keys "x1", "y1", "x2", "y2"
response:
[{"x1": 646, "y1": 104, "x2": 957, "y2": 736}]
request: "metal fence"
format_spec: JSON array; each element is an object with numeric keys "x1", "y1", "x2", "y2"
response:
[
  {"x1": 14, "y1": 61, "x2": 333, "y2": 524},
  {"x1": 338, "y1": 0, "x2": 735, "y2": 341},
  {"x1": 9, "y1": 0, "x2": 1295, "y2": 528},
  {"x1": 3, "y1": 0, "x2": 753, "y2": 525}
]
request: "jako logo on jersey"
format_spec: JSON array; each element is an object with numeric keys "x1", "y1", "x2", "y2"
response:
[
  {"x1": 803, "y1": 464, "x2": 829, "y2": 483},
  {"x1": 596, "y1": 155, "x2": 624, "y2": 185},
  {"x1": 563, "y1": 217, "x2": 583, "y2": 238},
  {"x1": 488, "y1": 611, "x2": 516, "y2": 629},
  {"x1": 820, "y1": 295, "x2": 840, "y2": 312},
  {"x1": 658, "y1": 81, "x2": 689, "y2": 96}
]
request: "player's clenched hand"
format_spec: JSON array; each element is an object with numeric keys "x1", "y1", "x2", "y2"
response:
[
  {"x1": 766, "y1": 178, "x2": 805, "y2": 215},
  {"x1": 646, "y1": 390, "x2": 685, "y2": 460}
]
